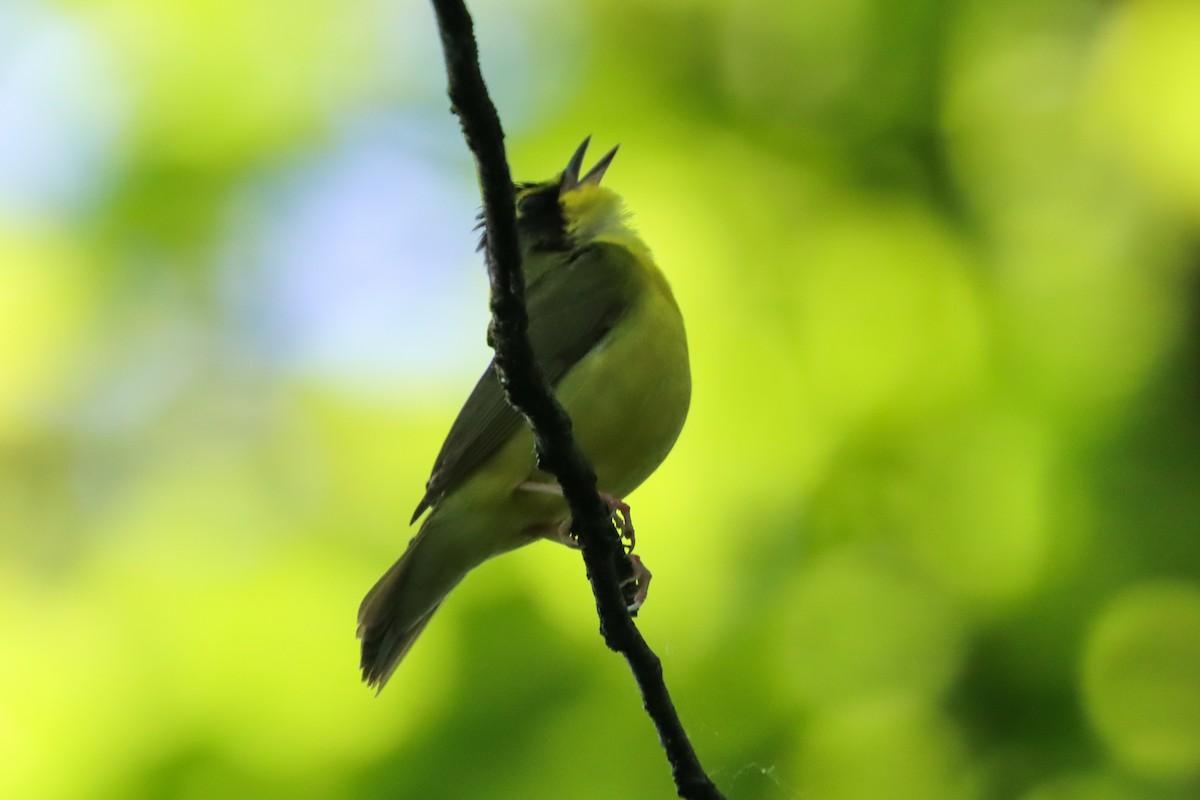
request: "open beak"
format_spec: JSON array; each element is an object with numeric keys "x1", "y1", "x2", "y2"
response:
[{"x1": 561, "y1": 137, "x2": 619, "y2": 192}]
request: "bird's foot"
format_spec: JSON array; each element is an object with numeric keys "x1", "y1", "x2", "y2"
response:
[
  {"x1": 599, "y1": 492, "x2": 635, "y2": 551},
  {"x1": 620, "y1": 554, "x2": 652, "y2": 614},
  {"x1": 552, "y1": 517, "x2": 580, "y2": 549},
  {"x1": 525, "y1": 485, "x2": 647, "y2": 614},
  {"x1": 518, "y1": 482, "x2": 634, "y2": 551}
]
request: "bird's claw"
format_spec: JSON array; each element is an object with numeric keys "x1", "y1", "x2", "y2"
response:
[
  {"x1": 521, "y1": 483, "x2": 634, "y2": 550},
  {"x1": 547, "y1": 496, "x2": 650, "y2": 614},
  {"x1": 599, "y1": 492, "x2": 635, "y2": 551},
  {"x1": 619, "y1": 554, "x2": 651, "y2": 614}
]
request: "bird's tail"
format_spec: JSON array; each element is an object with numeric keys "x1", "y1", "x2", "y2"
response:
[{"x1": 357, "y1": 516, "x2": 468, "y2": 692}]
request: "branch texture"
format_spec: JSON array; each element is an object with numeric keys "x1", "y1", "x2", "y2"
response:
[{"x1": 428, "y1": 2, "x2": 724, "y2": 798}]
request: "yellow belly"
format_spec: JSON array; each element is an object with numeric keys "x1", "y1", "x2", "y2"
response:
[{"x1": 554, "y1": 278, "x2": 691, "y2": 498}]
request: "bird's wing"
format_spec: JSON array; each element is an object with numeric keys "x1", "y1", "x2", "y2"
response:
[{"x1": 410, "y1": 242, "x2": 643, "y2": 522}]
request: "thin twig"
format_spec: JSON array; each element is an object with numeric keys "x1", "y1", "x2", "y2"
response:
[{"x1": 427, "y1": 2, "x2": 724, "y2": 798}]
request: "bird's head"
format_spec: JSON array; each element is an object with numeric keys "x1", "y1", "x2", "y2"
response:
[{"x1": 514, "y1": 137, "x2": 627, "y2": 261}]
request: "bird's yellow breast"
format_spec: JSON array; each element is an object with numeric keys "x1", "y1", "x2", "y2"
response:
[
  {"x1": 554, "y1": 247, "x2": 690, "y2": 498},
  {"x1": 554, "y1": 186, "x2": 690, "y2": 497}
]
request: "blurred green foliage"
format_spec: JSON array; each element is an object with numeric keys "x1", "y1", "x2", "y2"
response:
[{"x1": 2, "y1": 0, "x2": 1200, "y2": 798}]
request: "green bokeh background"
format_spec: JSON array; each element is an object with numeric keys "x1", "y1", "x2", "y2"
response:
[{"x1": 3, "y1": 0, "x2": 1200, "y2": 798}]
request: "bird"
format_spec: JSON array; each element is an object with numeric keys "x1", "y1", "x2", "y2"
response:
[{"x1": 357, "y1": 138, "x2": 691, "y2": 691}]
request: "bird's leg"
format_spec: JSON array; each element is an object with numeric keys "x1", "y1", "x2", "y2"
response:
[
  {"x1": 518, "y1": 482, "x2": 651, "y2": 614},
  {"x1": 543, "y1": 524, "x2": 650, "y2": 613},
  {"x1": 600, "y1": 492, "x2": 635, "y2": 551},
  {"x1": 551, "y1": 517, "x2": 581, "y2": 549},
  {"x1": 620, "y1": 554, "x2": 651, "y2": 613},
  {"x1": 518, "y1": 482, "x2": 635, "y2": 551}
]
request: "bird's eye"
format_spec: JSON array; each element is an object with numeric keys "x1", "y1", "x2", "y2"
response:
[
  {"x1": 516, "y1": 188, "x2": 556, "y2": 218},
  {"x1": 517, "y1": 190, "x2": 545, "y2": 215}
]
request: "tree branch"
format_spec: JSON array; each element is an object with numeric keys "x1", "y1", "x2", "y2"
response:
[{"x1": 427, "y1": 2, "x2": 724, "y2": 798}]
